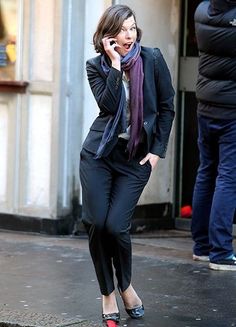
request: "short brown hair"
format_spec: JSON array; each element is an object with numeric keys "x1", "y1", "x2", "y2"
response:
[{"x1": 93, "y1": 4, "x2": 142, "y2": 54}]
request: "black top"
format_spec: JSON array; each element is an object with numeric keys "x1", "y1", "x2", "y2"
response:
[{"x1": 83, "y1": 47, "x2": 175, "y2": 158}]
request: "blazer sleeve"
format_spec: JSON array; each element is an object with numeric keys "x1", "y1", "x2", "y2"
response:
[
  {"x1": 150, "y1": 48, "x2": 175, "y2": 158},
  {"x1": 86, "y1": 58, "x2": 123, "y2": 115}
]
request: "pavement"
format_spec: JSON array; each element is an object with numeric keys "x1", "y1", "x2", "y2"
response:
[{"x1": 0, "y1": 229, "x2": 236, "y2": 327}]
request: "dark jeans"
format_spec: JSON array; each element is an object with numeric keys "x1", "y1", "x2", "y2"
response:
[
  {"x1": 191, "y1": 115, "x2": 236, "y2": 261},
  {"x1": 79, "y1": 139, "x2": 151, "y2": 295}
]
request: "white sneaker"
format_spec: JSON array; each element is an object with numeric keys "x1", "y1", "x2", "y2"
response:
[{"x1": 209, "y1": 255, "x2": 236, "y2": 271}]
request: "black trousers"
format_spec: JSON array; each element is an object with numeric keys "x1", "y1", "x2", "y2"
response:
[{"x1": 79, "y1": 139, "x2": 151, "y2": 295}]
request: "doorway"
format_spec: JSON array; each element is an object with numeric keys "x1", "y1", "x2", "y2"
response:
[
  {"x1": 176, "y1": 0, "x2": 202, "y2": 220},
  {"x1": 176, "y1": 0, "x2": 236, "y2": 227}
]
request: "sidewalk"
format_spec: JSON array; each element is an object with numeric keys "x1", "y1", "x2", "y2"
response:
[{"x1": 0, "y1": 229, "x2": 235, "y2": 327}]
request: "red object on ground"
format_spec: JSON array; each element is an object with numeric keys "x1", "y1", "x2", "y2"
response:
[
  {"x1": 180, "y1": 205, "x2": 192, "y2": 218},
  {"x1": 105, "y1": 320, "x2": 118, "y2": 327}
]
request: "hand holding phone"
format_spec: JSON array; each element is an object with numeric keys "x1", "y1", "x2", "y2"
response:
[
  {"x1": 102, "y1": 37, "x2": 119, "y2": 49},
  {"x1": 102, "y1": 37, "x2": 121, "y2": 64}
]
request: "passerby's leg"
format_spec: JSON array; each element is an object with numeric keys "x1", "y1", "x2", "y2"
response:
[
  {"x1": 191, "y1": 115, "x2": 218, "y2": 256},
  {"x1": 79, "y1": 149, "x2": 115, "y2": 295},
  {"x1": 209, "y1": 119, "x2": 236, "y2": 262}
]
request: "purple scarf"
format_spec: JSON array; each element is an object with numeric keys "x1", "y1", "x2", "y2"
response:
[{"x1": 95, "y1": 42, "x2": 144, "y2": 159}]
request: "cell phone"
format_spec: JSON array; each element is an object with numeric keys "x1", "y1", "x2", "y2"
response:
[{"x1": 110, "y1": 40, "x2": 116, "y2": 46}]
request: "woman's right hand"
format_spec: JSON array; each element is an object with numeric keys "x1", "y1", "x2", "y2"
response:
[{"x1": 102, "y1": 37, "x2": 121, "y2": 70}]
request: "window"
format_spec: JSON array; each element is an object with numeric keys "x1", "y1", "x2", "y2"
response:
[{"x1": 0, "y1": 0, "x2": 17, "y2": 81}]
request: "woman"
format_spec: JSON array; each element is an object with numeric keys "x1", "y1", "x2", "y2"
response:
[{"x1": 80, "y1": 4, "x2": 175, "y2": 324}]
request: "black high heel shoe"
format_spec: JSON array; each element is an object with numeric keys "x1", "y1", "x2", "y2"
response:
[
  {"x1": 117, "y1": 285, "x2": 144, "y2": 319},
  {"x1": 102, "y1": 312, "x2": 120, "y2": 323},
  {"x1": 125, "y1": 304, "x2": 144, "y2": 319}
]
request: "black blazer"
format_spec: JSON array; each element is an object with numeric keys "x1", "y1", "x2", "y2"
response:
[{"x1": 82, "y1": 46, "x2": 175, "y2": 158}]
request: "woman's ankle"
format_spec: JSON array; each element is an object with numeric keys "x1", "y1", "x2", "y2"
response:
[
  {"x1": 102, "y1": 291, "x2": 119, "y2": 314},
  {"x1": 119, "y1": 285, "x2": 142, "y2": 309}
]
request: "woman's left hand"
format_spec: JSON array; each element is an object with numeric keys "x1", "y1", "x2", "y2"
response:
[{"x1": 139, "y1": 153, "x2": 160, "y2": 170}]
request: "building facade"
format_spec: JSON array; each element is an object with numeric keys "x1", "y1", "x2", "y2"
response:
[{"x1": 0, "y1": 0, "x2": 209, "y2": 234}]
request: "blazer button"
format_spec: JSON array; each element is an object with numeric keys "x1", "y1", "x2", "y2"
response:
[{"x1": 144, "y1": 121, "x2": 148, "y2": 125}]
